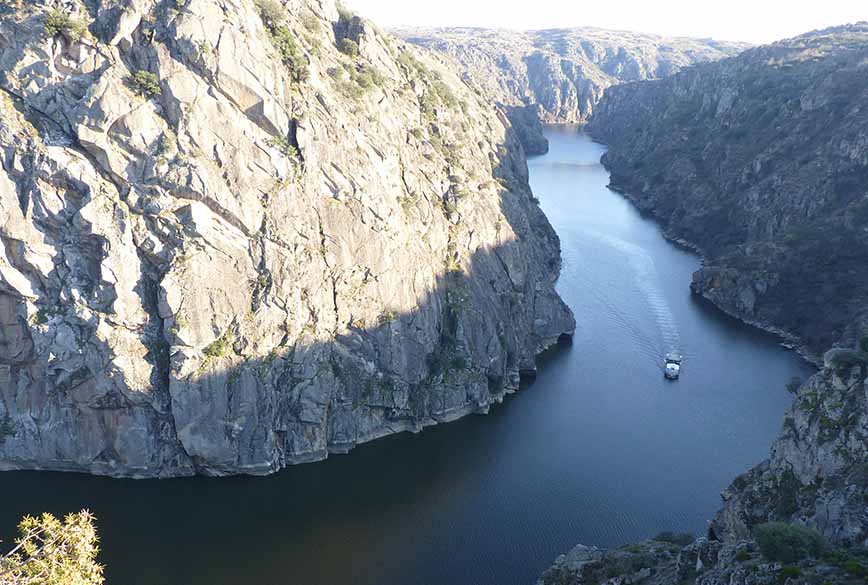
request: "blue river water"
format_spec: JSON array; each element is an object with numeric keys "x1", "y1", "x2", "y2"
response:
[{"x1": 0, "y1": 127, "x2": 814, "y2": 585}]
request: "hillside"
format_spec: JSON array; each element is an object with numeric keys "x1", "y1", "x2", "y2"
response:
[
  {"x1": 396, "y1": 26, "x2": 747, "y2": 152},
  {"x1": 538, "y1": 23, "x2": 868, "y2": 584},
  {"x1": 587, "y1": 23, "x2": 868, "y2": 358},
  {"x1": 0, "y1": 0, "x2": 574, "y2": 477}
]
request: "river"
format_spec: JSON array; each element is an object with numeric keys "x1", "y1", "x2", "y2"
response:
[{"x1": 0, "y1": 127, "x2": 814, "y2": 585}]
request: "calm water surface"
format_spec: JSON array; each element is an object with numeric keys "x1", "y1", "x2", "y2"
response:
[{"x1": 0, "y1": 127, "x2": 814, "y2": 585}]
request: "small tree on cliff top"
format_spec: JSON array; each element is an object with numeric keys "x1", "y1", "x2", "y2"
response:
[{"x1": 0, "y1": 510, "x2": 104, "y2": 585}]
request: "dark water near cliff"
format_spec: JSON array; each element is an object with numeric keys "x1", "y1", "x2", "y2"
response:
[{"x1": 0, "y1": 127, "x2": 813, "y2": 585}]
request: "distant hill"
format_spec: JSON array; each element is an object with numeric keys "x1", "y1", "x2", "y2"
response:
[{"x1": 396, "y1": 26, "x2": 748, "y2": 152}]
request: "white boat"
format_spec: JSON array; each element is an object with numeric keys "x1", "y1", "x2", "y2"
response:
[{"x1": 664, "y1": 351, "x2": 683, "y2": 380}]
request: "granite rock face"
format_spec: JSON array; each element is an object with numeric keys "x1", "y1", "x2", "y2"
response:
[
  {"x1": 397, "y1": 27, "x2": 747, "y2": 152},
  {"x1": 587, "y1": 23, "x2": 868, "y2": 358},
  {"x1": 538, "y1": 23, "x2": 868, "y2": 585},
  {"x1": 0, "y1": 0, "x2": 574, "y2": 477},
  {"x1": 712, "y1": 354, "x2": 868, "y2": 548},
  {"x1": 538, "y1": 538, "x2": 864, "y2": 585}
]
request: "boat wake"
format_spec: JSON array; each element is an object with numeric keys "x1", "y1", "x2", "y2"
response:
[{"x1": 579, "y1": 229, "x2": 681, "y2": 360}]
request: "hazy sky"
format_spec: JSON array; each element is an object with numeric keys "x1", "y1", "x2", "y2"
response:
[{"x1": 342, "y1": 0, "x2": 867, "y2": 44}]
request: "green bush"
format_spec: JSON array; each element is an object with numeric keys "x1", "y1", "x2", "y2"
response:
[
  {"x1": 332, "y1": 64, "x2": 384, "y2": 99},
  {"x1": 735, "y1": 549, "x2": 751, "y2": 561},
  {"x1": 860, "y1": 336, "x2": 868, "y2": 353},
  {"x1": 338, "y1": 37, "x2": 359, "y2": 57},
  {"x1": 130, "y1": 70, "x2": 162, "y2": 98},
  {"x1": 779, "y1": 565, "x2": 801, "y2": 580},
  {"x1": 754, "y1": 522, "x2": 825, "y2": 563},
  {"x1": 43, "y1": 10, "x2": 87, "y2": 42},
  {"x1": 266, "y1": 136, "x2": 301, "y2": 171},
  {"x1": 253, "y1": 0, "x2": 283, "y2": 25},
  {"x1": 652, "y1": 531, "x2": 694, "y2": 546},
  {"x1": 841, "y1": 558, "x2": 866, "y2": 576},
  {"x1": 203, "y1": 332, "x2": 231, "y2": 358},
  {"x1": 254, "y1": 0, "x2": 308, "y2": 82}
]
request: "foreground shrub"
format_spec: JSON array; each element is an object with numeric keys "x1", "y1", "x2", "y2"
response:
[
  {"x1": 754, "y1": 522, "x2": 825, "y2": 563},
  {"x1": 0, "y1": 510, "x2": 104, "y2": 584}
]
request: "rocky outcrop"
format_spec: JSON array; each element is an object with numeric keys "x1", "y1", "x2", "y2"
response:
[
  {"x1": 536, "y1": 357, "x2": 868, "y2": 582},
  {"x1": 711, "y1": 352, "x2": 868, "y2": 548},
  {"x1": 537, "y1": 357, "x2": 868, "y2": 585},
  {"x1": 587, "y1": 23, "x2": 868, "y2": 359},
  {"x1": 538, "y1": 537, "x2": 864, "y2": 585},
  {"x1": 0, "y1": 0, "x2": 574, "y2": 477},
  {"x1": 396, "y1": 27, "x2": 747, "y2": 152},
  {"x1": 538, "y1": 23, "x2": 868, "y2": 585}
]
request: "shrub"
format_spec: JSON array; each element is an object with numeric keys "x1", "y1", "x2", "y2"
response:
[
  {"x1": 652, "y1": 531, "x2": 695, "y2": 546},
  {"x1": 130, "y1": 70, "x2": 162, "y2": 98},
  {"x1": 841, "y1": 558, "x2": 866, "y2": 576},
  {"x1": 254, "y1": 0, "x2": 309, "y2": 82},
  {"x1": 735, "y1": 549, "x2": 751, "y2": 561},
  {"x1": 203, "y1": 332, "x2": 231, "y2": 358},
  {"x1": 332, "y1": 64, "x2": 385, "y2": 99},
  {"x1": 338, "y1": 38, "x2": 359, "y2": 57},
  {"x1": 860, "y1": 336, "x2": 868, "y2": 353},
  {"x1": 252, "y1": 0, "x2": 283, "y2": 26},
  {"x1": 267, "y1": 135, "x2": 297, "y2": 158},
  {"x1": 43, "y1": 10, "x2": 87, "y2": 42},
  {"x1": 779, "y1": 565, "x2": 801, "y2": 580},
  {"x1": 754, "y1": 522, "x2": 825, "y2": 563},
  {"x1": 0, "y1": 510, "x2": 104, "y2": 585},
  {"x1": 300, "y1": 12, "x2": 319, "y2": 32}
]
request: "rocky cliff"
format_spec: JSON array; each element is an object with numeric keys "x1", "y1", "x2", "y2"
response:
[
  {"x1": 538, "y1": 23, "x2": 868, "y2": 585},
  {"x1": 396, "y1": 27, "x2": 747, "y2": 153},
  {"x1": 0, "y1": 0, "x2": 574, "y2": 477},
  {"x1": 538, "y1": 355, "x2": 868, "y2": 585},
  {"x1": 587, "y1": 23, "x2": 868, "y2": 359},
  {"x1": 711, "y1": 349, "x2": 868, "y2": 549}
]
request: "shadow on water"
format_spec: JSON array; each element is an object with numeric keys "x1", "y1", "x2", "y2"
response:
[{"x1": 0, "y1": 126, "x2": 816, "y2": 585}]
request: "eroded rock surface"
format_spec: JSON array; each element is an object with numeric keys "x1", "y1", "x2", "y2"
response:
[
  {"x1": 538, "y1": 538, "x2": 865, "y2": 585},
  {"x1": 539, "y1": 23, "x2": 868, "y2": 585},
  {"x1": 0, "y1": 0, "x2": 573, "y2": 477},
  {"x1": 587, "y1": 23, "x2": 868, "y2": 358},
  {"x1": 397, "y1": 27, "x2": 747, "y2": 152}
]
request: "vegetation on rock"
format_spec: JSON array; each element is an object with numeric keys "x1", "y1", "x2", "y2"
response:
[
  {"x1": 754, "y1": 522, "x2": 826, "y2": 563},
  {"x1": 587, "y1": 24, "x2": 868, "y2": 355},
  {"x1": 43, "y1": 10, "x2": 87, "y2": 42},
  {"x1": 129, "y1": 71, "x2": 161, "y2": 98},
  {"x1": 0, "y1": 511, "x2": 103, "y2": 585},
  {"x1": 254, "y1": 0, "x2": 309, "y2": 82}
]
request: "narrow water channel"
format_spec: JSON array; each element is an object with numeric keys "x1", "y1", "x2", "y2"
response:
[{"x1": 0, "y1": 127, "x2": 814, "y2": 585}]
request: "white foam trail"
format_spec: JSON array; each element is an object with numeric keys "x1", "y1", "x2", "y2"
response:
[{"x1": 580, "y1": 229, "x2": 681, "y2": 358}]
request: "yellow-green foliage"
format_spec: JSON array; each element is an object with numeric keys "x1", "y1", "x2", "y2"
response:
[
  {"x1": 397, "y1": 50, "x2": 459, "y2": 121},
  {"x1": 43, "y1": 10, "x2": 88, "y2": 42},
  {"x1": 338, "y1": 38, "x2": 359, "y2": 57},
  {"x1": 330, "y1": 64, "x2": 385, "y2": 99},
  {"x1": 203, "y1": 331, "x2": 232, "y2": 358},
  {"x1": 267, "y1": 135, "x2": 298, "y2": 158},
  {"x1": 0, "y1": 510, "x2": 104, "y2": 585},
  {"x1": 129, "y1": 70, "x2": 162, "y2": 98},
  {"x1": 254, "y1": 0, "x2": 309, "y2": 82}
]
